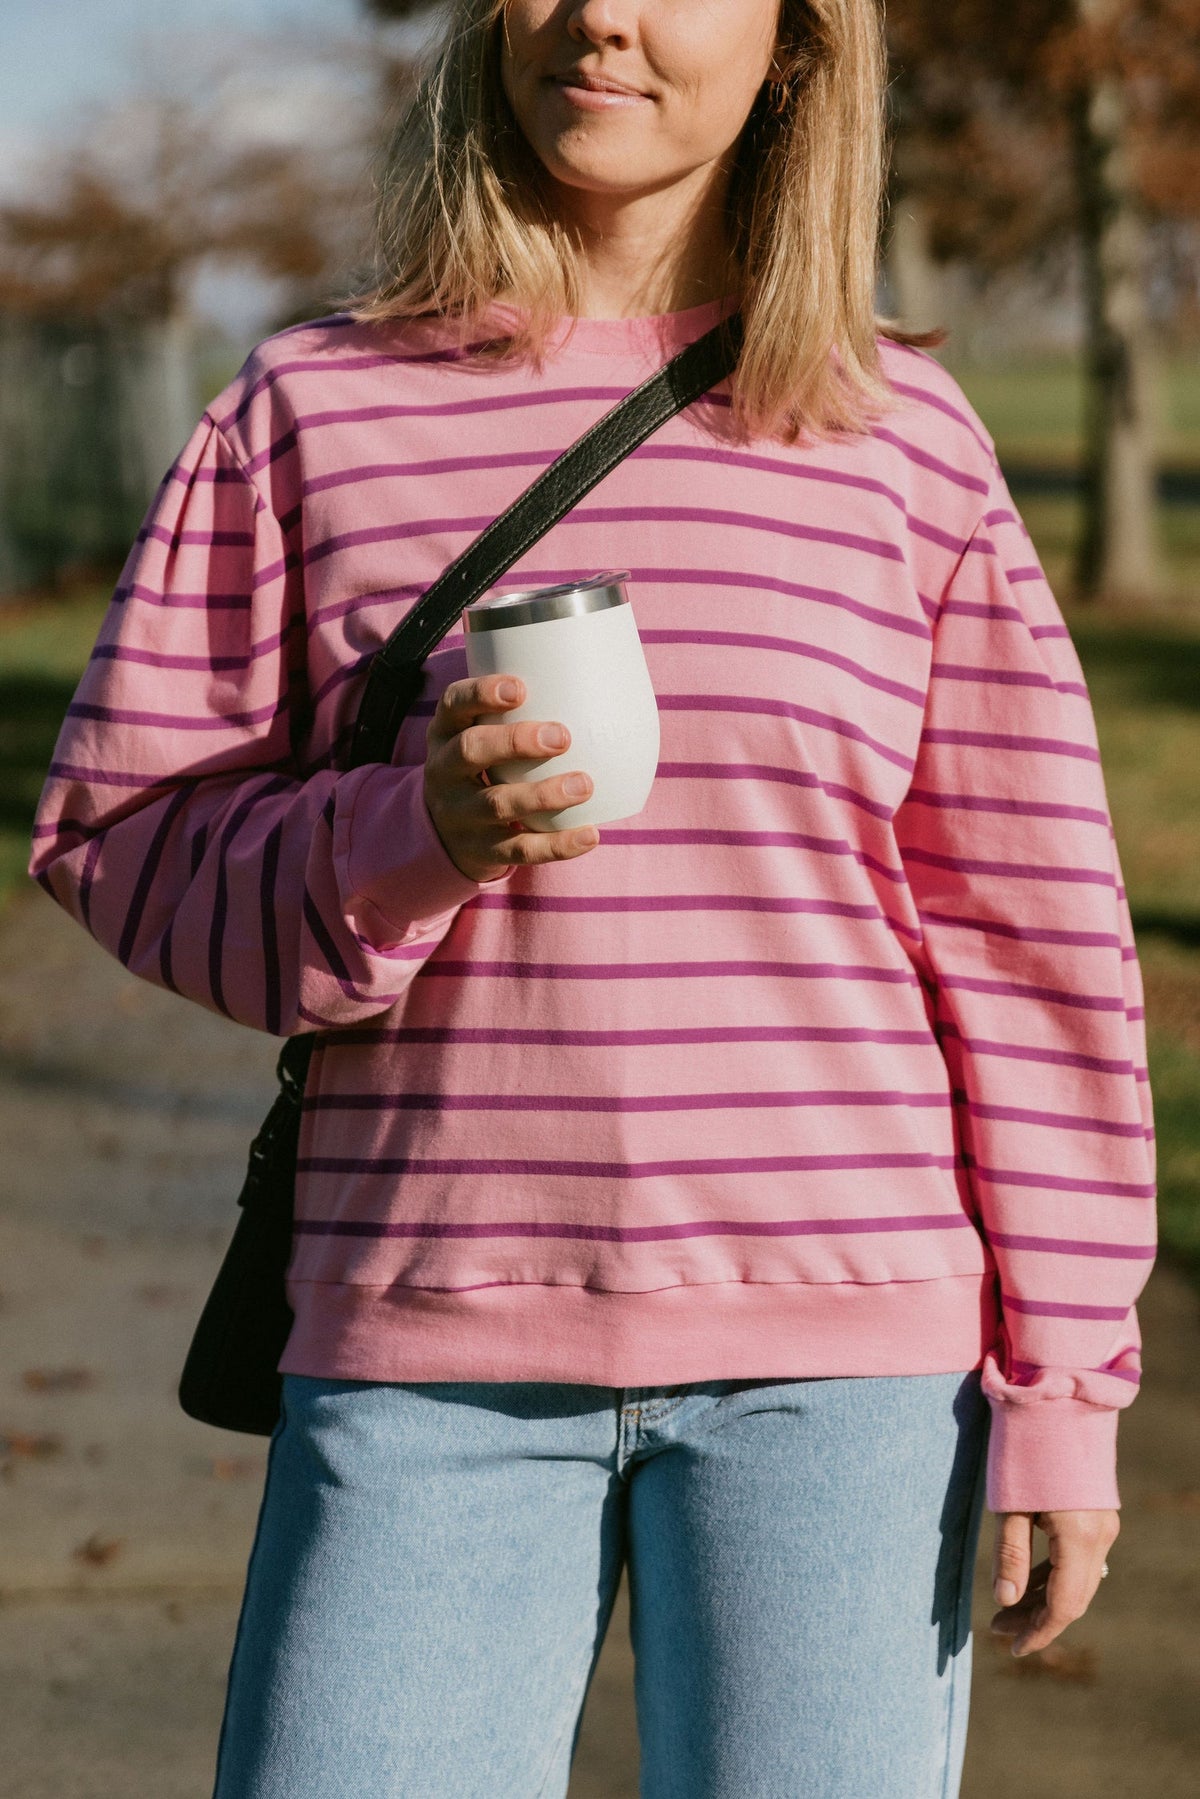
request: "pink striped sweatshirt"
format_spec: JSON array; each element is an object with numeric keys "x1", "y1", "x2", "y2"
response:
[{"x1": 31, "y1": 296, "x2": 1156, "y2": 1514}]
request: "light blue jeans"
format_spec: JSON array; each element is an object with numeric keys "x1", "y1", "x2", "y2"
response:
[{"x1": 213, "y1": 1368, "x2": 989, "y2": 1798}]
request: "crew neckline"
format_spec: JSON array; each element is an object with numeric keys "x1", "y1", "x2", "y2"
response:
[{"x1": 476, "y1": 290, "x2": 741, "y2": 357}]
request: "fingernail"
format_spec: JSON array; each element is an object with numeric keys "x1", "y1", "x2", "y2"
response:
[
  {"x1": 996, "y1": 1580, "x2": 1018, "y2": 1607},
  {"x1": 497, "y1": 680, "x2": 520, "y2": 703},
  {"x1": 563, "y1": 774, "x2": 589, "y2": 797},
  {"x1": 539, "y1": 725, "x2": 567, "y2": 750}
]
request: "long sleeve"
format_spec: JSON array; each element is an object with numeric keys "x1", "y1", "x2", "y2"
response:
[
  {"x1": 29, "y1": 413, "x2": 510, "y2": 1035},
  {"x1": 893, "y1": 468, "x2": 1156, "y2": 1513}
]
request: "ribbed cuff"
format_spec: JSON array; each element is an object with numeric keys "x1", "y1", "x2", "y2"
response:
[
  {"x1": 985, "y1": 1396, "x2": 1121, "y2": 1513},
  {"x1": 340, "y1": 764, "x2": 512, "y2": 950}
]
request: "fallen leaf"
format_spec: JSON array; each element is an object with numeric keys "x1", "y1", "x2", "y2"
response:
[
  {"x1": 134, "y1": 1283, "x2": 187, "y2": 1307},
  {"x1": 22, "y1": 1367, "x2": 97, "y2": 1393},
  {"x1": 72, "y1": 1533, "x2": 123, "y2": 1567},
  {"x1": 209, "y1": 1456, "x2": 260, "y2": 1482},
  {"x1": 0, "y1": 1431, "x2": 64, "y2": 1459}
]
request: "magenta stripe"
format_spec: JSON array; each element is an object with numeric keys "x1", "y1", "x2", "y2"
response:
[
  {"x1": 306, "y1": 580, "x2": 423, "y2": 632},
  {"x1": 292, "y1": 1210, "x2": 973, "y2": 1243},
  {"x1": 901, "y1": 787, "x2": 1110, "y2": 827},
  {"x1": 259, "y1": 818, "x2": 284, "y2": 1036},
  {"x1": 210, "y1": 776, "x2": 289, "y2": 1017},
  {"x1": 416, "y1": 958, "x2": 921, "y2": 985},
  {"x1": 214, "y1": 342, "x2": 485, "y2": 432},
  {"x1": 598, "y1": 826, "x2": 906, "y2": 884},
  {"x1": 49, "y1": 758, "x2": 278, "y2": 792},
  {"x1": 938, "y1": 973, "x2": 1125, "y2": 1011},
  {"x1": 470, "y1": 892, "x2": 888, "y2": 922},
  {"x1": 886, "y1": 378, "x2": 994, "y2": 454},
  {"x1": 1006, "y1": 567, "x2": 1043, "y2": 584},
  {"x1": 476, "y1": 558, "x2": 936, "y2": 644},
  {"x1": 657, "y1": 694, "x2": 914, "y2": 773},
  {"x1": 1001, "y1": 1292, "x2": 1131, "y2": 1321},
  {"x1": 31, "y1": 818, "x2": 88, "y2": 841},
  {"x1": 642, "y1": 629, "x2": 925, "y2": 706},
  {"x1": 937, "y1": 1025, "x2": 1135, "y2": 1077},
  {"x1": 77, "y1": 830, "x2": 105, "y2": 933},
  {"x1": 49, "y1": 761, "x2": 171, "y2": 792},
  {"x1": 900, "y1": 846, "x2": 1115, "y2": 887},
  {"x1": 654, "y1": 763, "x2": 895, "y2": 821},
  {"x1": 305, "y1": 1087, "x2": 952, "y2": 1115},
  {"x1": 294, "y1": 436, "x2": 996, "y2": 549},
  {"x1": 923, "y1": 727, "x2": 1100, "y2": 763},
  {"x1": 319, "y1": 1023, "x2": 941, "y2": 1049},
  {"x1": 973, "y1": 1164, "x2": 1156, "y2": 1199},
  {"x1": 988, "y1": 1230, "x2": 1155, "y2": 1260},
  {"x1": 918, "y1": 908, "x2": 1120, "y2": 949},
  {"x1": 968, "y1": 1100, "x2": 1148, "y2": 1138},
  {"x1": 67, "y1": 696, "x2": 288, "y2": 732},
  {"x1": 296, "y1": 1150, "x2": 960, "y2": 1179},
  {"x1": 941, "y1": 599, "x2": 1023, "y2": 624},
  {"x1": 871, "y1": 426, "x2": 990, "y2": 496},
  {"x1": 302, "y1": 886, "x2": 354, "y2": 986},
  {"x1": 304, "y1": 448, "x2": 549, "y2": 496},
  {"x1": 116, "y1": 783, "x2": 195, "y2": 966},
  {"x1": 303, "y1": 440, "x2": 912, "y2": 521},
  {"x1": 116, "y1": 580, "x2": 252, "y2": 612},
  {"x1": 92, "y1": 621, "x2": 300, "y2": 673},
  {"x1": 300, "y1": 501, "x2": 913, "y2": 574},
  {"x1": 930, "y1": 660, "x2": 1088, "y2": 699}
]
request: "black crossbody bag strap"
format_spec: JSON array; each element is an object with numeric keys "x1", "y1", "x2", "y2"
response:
[
  {"x1": 178, "y1": 309, "x2": 742, "y2": 1433},
  {"x1": 348, "y1": 307, "x2": 744, "y2": 768}
]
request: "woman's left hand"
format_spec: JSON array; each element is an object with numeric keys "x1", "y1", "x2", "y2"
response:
[{"x1": 990, "y1": 1509, "x2": 1119, "y2": 1656}]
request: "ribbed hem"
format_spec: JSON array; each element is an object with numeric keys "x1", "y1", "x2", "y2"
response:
[
  {"x1": 477, "y1": 291, "x2": 742, "y2": 359},
  {"x1": 985, "y1": 1396, "x2": 1121, "y2": 1514},
  {"x1": 340, "y1": 763, "x2": 512, "y2": 949},
  {"x1": 280, "y1": 1271, "x2": 999, "y2": 1388}
]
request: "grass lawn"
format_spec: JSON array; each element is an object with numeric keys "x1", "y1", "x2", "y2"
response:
[{"x1": 954, "y1": 351, "x2": 1200, "y2": 471}]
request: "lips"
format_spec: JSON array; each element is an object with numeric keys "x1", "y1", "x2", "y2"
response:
[{"x1": 552, "y1": 70, "x2": 650, "y2": 98}]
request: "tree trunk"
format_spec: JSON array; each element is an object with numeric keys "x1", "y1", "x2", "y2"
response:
[
  {"x1": 1071, "y1": 8, "x2": 1161, "y2": 603},
  {"x1": 886, "y1": 193, "x2": 945, "y2": 336}
]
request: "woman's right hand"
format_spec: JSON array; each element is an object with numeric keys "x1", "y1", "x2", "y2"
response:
[{"x1": 424, "y1": 675, "x2": 600, "y2": 882}]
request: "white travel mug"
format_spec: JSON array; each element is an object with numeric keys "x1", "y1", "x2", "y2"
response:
[{"x1": 462, "y1": 571, "x2": 660, "y2": 832}]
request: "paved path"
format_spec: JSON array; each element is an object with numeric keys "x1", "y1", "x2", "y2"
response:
[{"x1": 1, "y1": 892, "x2": 1197, "y2": 1796}]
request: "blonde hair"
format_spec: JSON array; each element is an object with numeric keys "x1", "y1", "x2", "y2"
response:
[{"x1": 348, "y1": 0, "x2": 911, "y2": 445}]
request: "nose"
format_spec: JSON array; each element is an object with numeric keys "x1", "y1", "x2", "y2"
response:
[{"x1": 568, "y1": 1, "x2": 635, "y2": 49}]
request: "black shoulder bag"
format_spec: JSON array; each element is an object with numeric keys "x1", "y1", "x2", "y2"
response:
[{"x1": 178, "y1": 307, "x2": 744, "y2": 1436}]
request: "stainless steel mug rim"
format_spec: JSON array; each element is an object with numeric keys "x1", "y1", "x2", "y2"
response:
[{"x1": 463, "y1": 571, "x2": 631, "y2": 633}]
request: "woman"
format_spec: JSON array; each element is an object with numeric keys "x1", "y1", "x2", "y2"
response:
[{"x1": 32, "y1": 1, "x2": 1152, "y2": 1794}]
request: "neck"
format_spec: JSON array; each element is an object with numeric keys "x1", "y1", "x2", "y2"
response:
[{"x1": 542, "y1": 163, "x2": 740, "y2": 319}]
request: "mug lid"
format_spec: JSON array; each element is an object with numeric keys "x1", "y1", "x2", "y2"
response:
[{"x1": 463, "y1": 571, "x2": 630, "y2": 633}]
